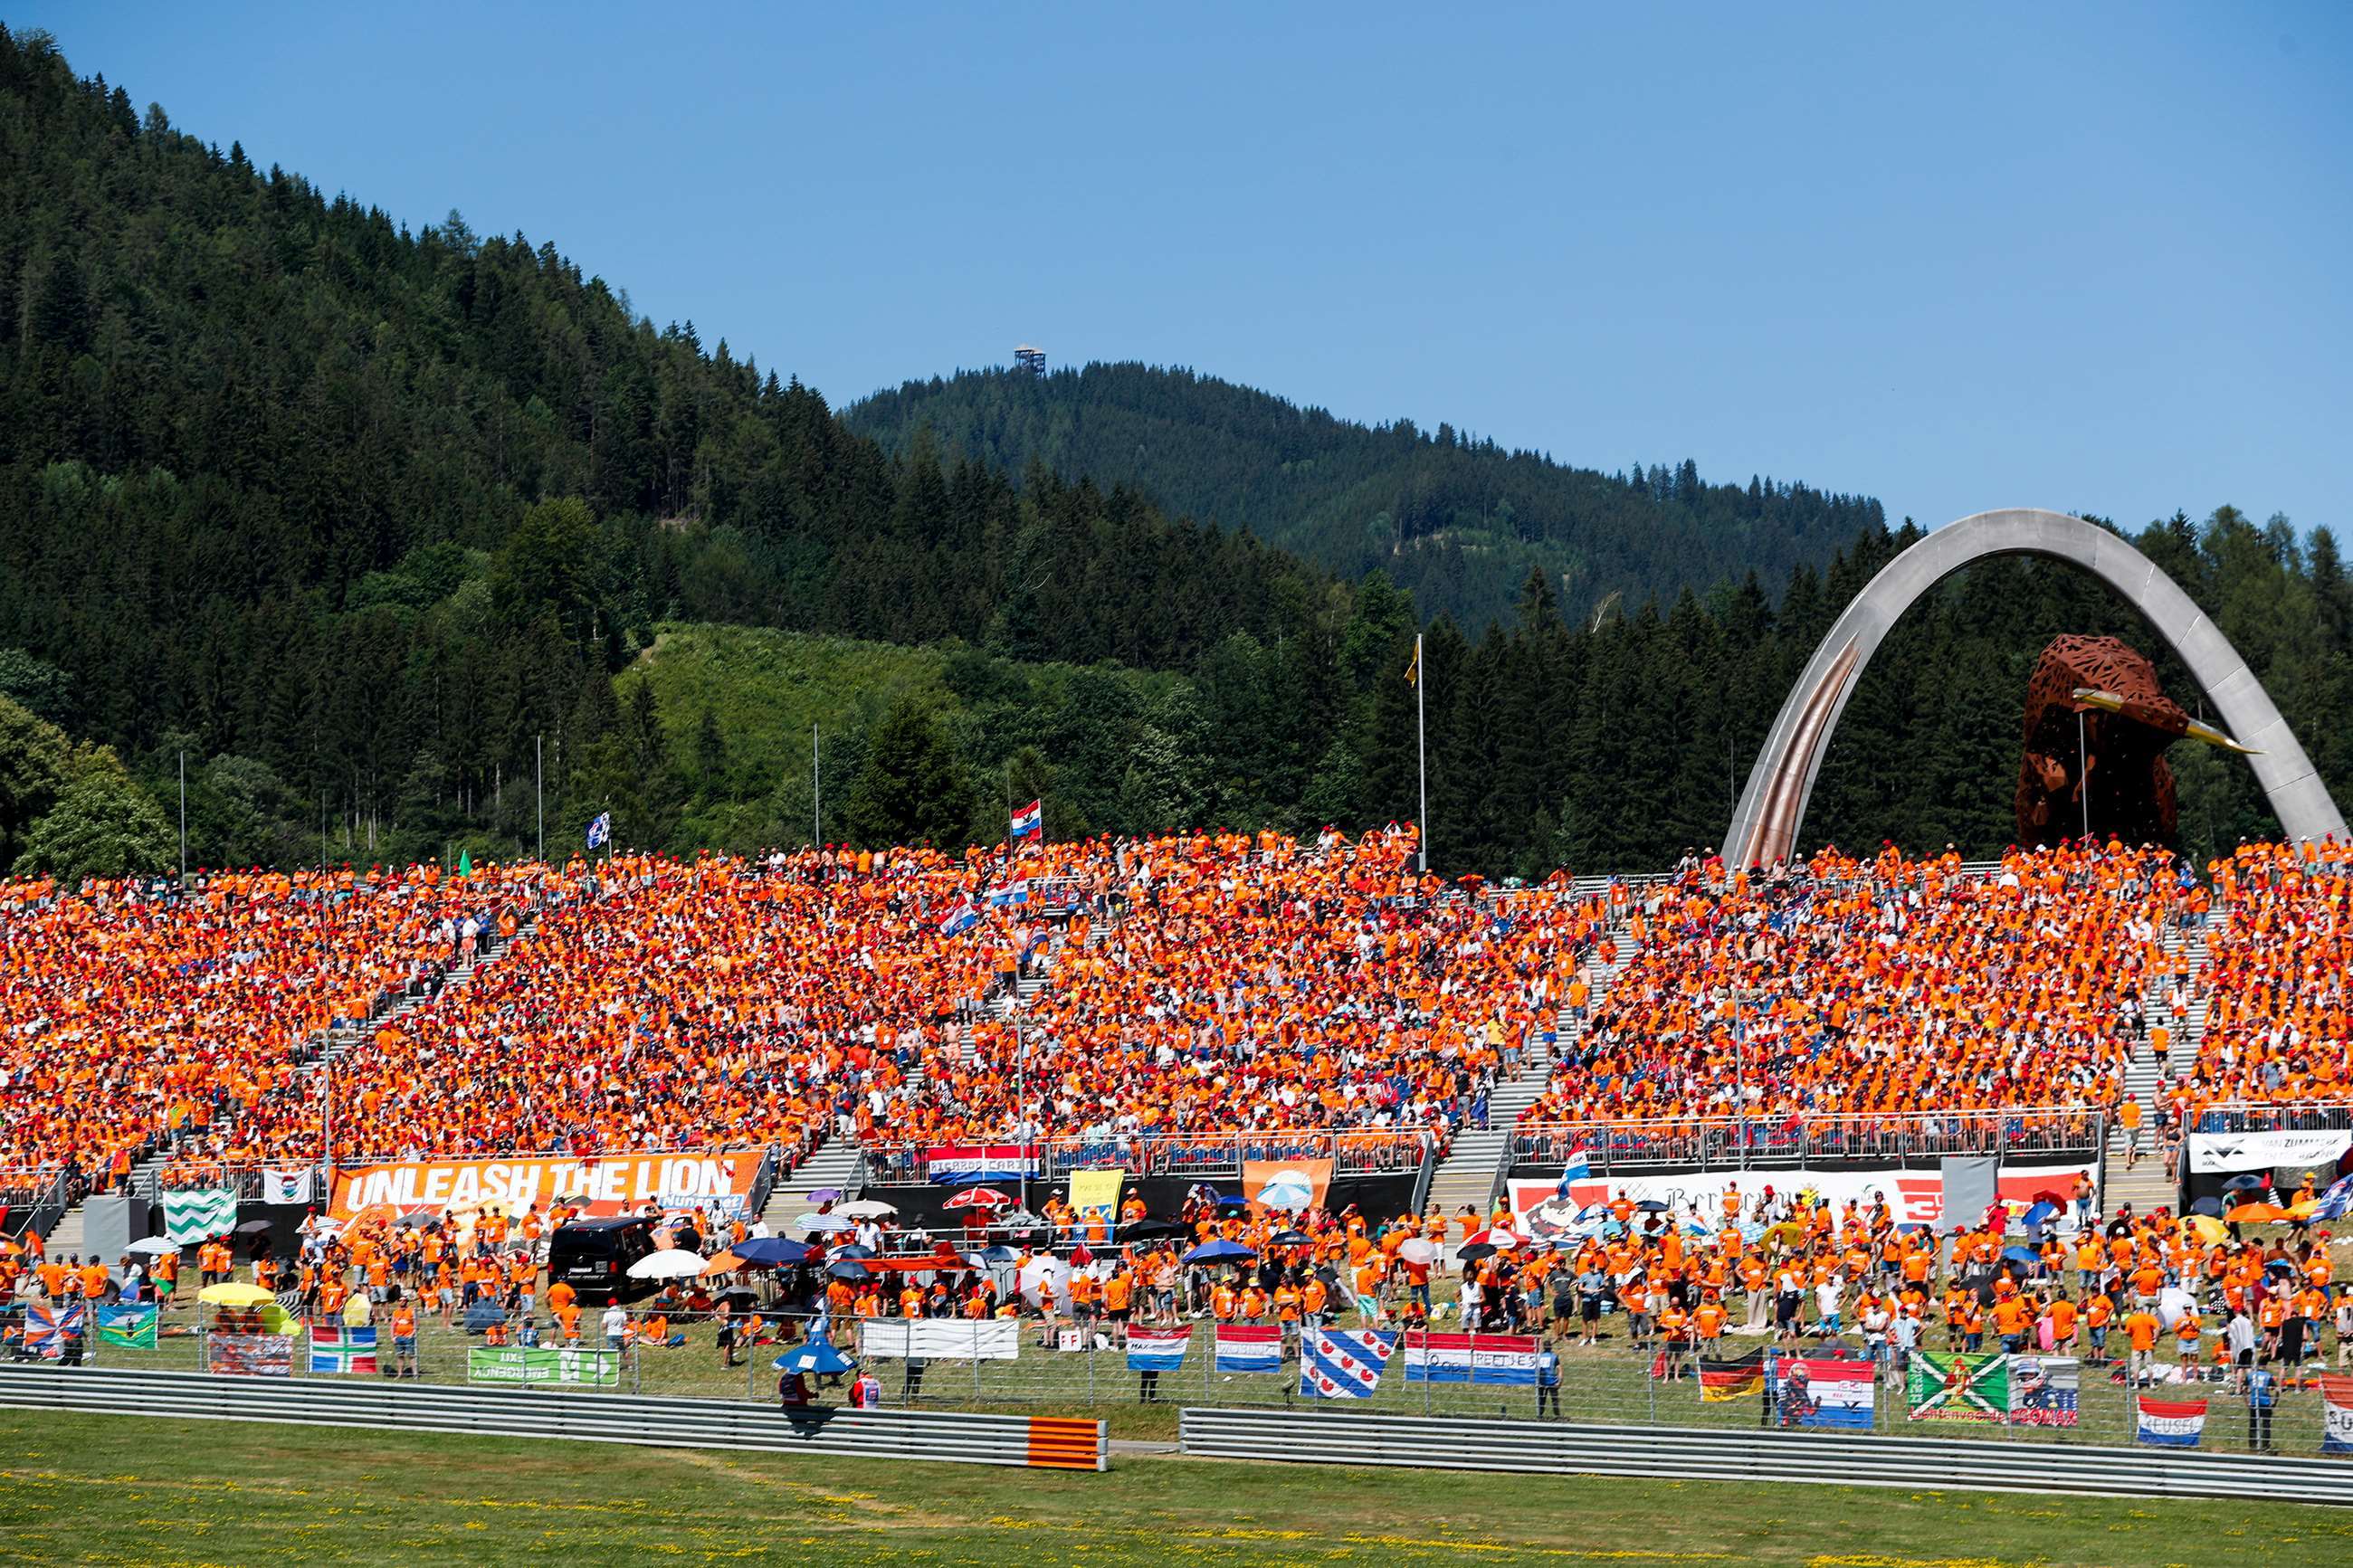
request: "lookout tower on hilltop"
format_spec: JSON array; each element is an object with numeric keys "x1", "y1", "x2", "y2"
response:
[{"x1": 1014, "y1": 345, "x2": 1046, "y2": 378}]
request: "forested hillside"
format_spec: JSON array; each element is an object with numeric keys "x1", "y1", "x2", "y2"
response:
[
  {"x1": 0, "y1": 28, "x2": 2341, "y2": 882},
  {"x1": 847, "y1": 362, "x2": 1885, "y2": 630}
]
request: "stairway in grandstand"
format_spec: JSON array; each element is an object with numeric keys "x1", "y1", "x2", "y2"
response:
[
  {"x1": 1422, "y1": 888, "x2": 1642, "y2": 1220},
  {"x1": 2105, "y1": 910, "x2": 2215, "y2": 1216}
]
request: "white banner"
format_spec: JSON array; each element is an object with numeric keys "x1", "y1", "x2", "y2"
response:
[
  {"x1": 163, "y1": 1188, "x2": 238, "y2": 1244},
  {"x1": 858, "y1": 1318, "x2": 1020, "y2": 1362},
  {"x1": 261, "y1": 1167, "x2": 315, "y2": 1205},
  {"x1": 2186, "y1": 1127, "x2": 2353, "y2": 1174},
  {"x1": 1509, "y1": 1159, "x2": 2100, "y2": 1240}
]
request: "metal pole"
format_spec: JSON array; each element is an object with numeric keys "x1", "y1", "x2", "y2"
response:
[
  {"x1": 2077, "y1": 708, "x2": 2091, "y2": 840},
  {"x1": 812, "y1": 725, "x2": 821, "y2": 847},
  {"x1": 1414, "y1": 633, "x2": 1429, "y2": 875},
  {"x1": 536, "y1": 735, "x2": 544, "y2": 864},
  {"x1": 178, "y1": 750, "x2": 186, "y2": 884}
]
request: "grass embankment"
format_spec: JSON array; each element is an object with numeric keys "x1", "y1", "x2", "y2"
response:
[{"x1": 0, "y1": 1410, "x2": 2343, "y2": 1565}]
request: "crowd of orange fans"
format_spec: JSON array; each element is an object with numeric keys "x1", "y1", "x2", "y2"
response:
[{"x1": 1, "y1": 832, "x2": 2347, "y2": 1193}]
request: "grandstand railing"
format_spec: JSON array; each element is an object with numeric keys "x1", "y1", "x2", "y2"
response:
[
  {"x1": 860, "y1": 1129, "x2": 1435, "y2": 1188},
  {"x1": 1510, "y1": 1107, "x2": 2107, "y2": 1172},
  {"x1": 2186, "y1": 1101, "x2": 2353, "y2": 1135}
]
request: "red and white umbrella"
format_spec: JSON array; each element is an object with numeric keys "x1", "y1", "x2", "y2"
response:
[
  {"x1": 1462, "y1": 1228, "x2": 1522, "y2": 1250},
  {"x1": 945, "y1": 1187, "x2": 1014, "y2": 1210}
]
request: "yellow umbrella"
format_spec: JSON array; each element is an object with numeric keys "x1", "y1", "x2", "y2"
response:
[
  {"x1": 2182, "y1": 1215, "x2": 2227, "y2": 1245},
  {"x1": 2285, "y1": 1198, "x2": 2323, "y2": 1221},
  {"x1": 195, "y1": 1282, "x2": 273, "y2": 1307}
]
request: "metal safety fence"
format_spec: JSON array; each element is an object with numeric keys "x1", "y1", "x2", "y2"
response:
[
  {"x1": 0, "y1": 1363, "x2": 1106, "y2": 1469},
  {"x1": 1512, "y1": 1108, "x2": 2108, "y2": 1171},
  {"x1": 1176, "y1": 1406, "x2": 2350, "y2": 1506}
]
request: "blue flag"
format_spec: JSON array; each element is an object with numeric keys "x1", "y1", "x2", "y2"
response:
[{"x1": 586, "y1": 812, "x2": 611, "y2": 851}]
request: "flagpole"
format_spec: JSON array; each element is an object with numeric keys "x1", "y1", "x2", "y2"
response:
[
  {"x1": 536, "y1": 734, "x2": 544, "y2": 864},
  {"x1": 813, "y1": 724, "x2": 822, "y2": 848},
  {"x1": 1414, "y1": 633, "x2": 1428, "y2": 876}
]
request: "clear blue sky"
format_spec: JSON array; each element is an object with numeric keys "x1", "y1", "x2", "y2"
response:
[{"x1": 20, "y1": 2, "x2": 2351, "y2": 537}]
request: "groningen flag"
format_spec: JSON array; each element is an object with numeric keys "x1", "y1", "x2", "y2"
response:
[
  {"x1": 1907, "y1": 1351, "x2": 2008, "y2": 1423},
  {"x1": 163, "y1": 1188, "x2": 238, "y2": 1244},
  {"x1": 98, "y1": 1303, "x2": 158, "y2": 1350},
  {"x1": 310, "y1": 1324, "x2": 380, "y2": 1374}
]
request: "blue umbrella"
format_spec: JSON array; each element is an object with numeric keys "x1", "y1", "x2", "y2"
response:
[
  {"x1": 825, "y1": 1259, "x2": 872, "y2": 1280},
  {"x1": 2021, "y1": 1202, "x2": 2057, "y2": 1230},
  {"x1": 1182, "y1": 1240, "x2": 1257, "y2": 1263},
  {"x1": 1216, "y1": 1195, "x2": 1252, "y2": 1209},
  {"x1": 2188, "y1": 1196, "x2": 2225, "y2": 1218},
  {"x1": 2223, "y1": 1174, "x2": 2269, "y2": 1193},
  {"x1": 773, "y1": 1338, "x2": 853, "y2": 1375},
  {"x1": 732, "y1": 1238, "x2": 811, "y2": 1267},
  {"x1": 833, "y1": 1244, "x2": 878, "y2": 1259},
  {"x1": 2001, "y1": 1245, "x2": 2038, "y2": 1263}
]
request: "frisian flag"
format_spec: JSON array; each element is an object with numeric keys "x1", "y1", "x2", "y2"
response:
[
  {"x1": 310, "y1": 1323, "x2": 380, "y2": 1375},
  {"x1": 25, "y1": 1304, "x2": 82, "y2": 1358},
  {"x1": 1011, "y1": 799, "x2": 1043, "y2": 840},
  {"x1": 938, "y1": 900, "x2": 981, "y2": 937},
  {"x1": 1402, "y1": 1331, "x2": 1539, "y2": 1386},
  {"x1": 2136, "y1": 1395, "x2": 2208, "y2": 1449},
  {"x1": 1300, "y1": 1328, "x2": 1397, "y2": 1400},
  {"x1": 1212, "y1": 1324, "x2": 1283, "y2": 1374},
  {"x1": 1698, "y1": 1347, "x2": 1765, "y2": 1402},
  {"x1": 1125, "y1": 1326, "x2": 1191, "y2": 1373}
]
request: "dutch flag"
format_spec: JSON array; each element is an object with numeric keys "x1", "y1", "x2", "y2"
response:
[
  {"x1": 1555, "y1": 1145, "x2": 1592, "y2": 1194},
  {"x1": 1010, "y1": 799, "x2": 1043, "y2": 840},
  {"x1": 939, "y1": 900, "x2": 981, "y2": 937},
  {"x1": 986, "y1": 880, "x2": 1031, "y2": 908},
  {"x1": 2135, "y1": 1395, "x2": 2207, "y2": 1448}
]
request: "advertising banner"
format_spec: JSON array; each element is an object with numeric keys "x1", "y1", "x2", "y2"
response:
[
  {"x1": 2186, "y1": 1127, "x2": 2353, "y2": 1174},
  {"x1": 1069, "y1": 1168, "x2": 1124, "y2": 1226},
  {"x1": 2006, "y1": 1355, "x2": 2079, "y2": 1427},
  {"x1": 858, "y1": 1318, "x2": 1020, "y2": 1362},
  {"x1": 1510, "y1": 1159, "x2": 2100, "y2": 1237},
  {"x1": 206, "y1": 1334, "x2": 294, "y2": 1377},
  {"x1": 466, "y1": 1346, "x2": 622, "y2": 1386},
  {"x1": 922, "y1": 1143, "x2": 1042, "y2": 1178},
  {"x1": 1907, "y1": 1352, "x2": 2008, "y2": 1423},
  {"x1": 1242, "y1": 1157, "x2": 1332, "y2": 1216},
  {"x1": 329, "y1": 1154, "x2": 760, "y2": 1223}
]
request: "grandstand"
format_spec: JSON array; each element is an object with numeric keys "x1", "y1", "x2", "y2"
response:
[{"x1": 3, "y1": 830, "x2": 2345, "y2": 1246}]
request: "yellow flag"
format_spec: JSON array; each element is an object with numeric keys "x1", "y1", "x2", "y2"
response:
[{"x1": 1405, "y1": 641, "x2": 1421, "y2": 687}]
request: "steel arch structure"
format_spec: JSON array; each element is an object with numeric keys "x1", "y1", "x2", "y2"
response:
[{"x1": 1724, "y1": 508, "x2": 2346, "y2": 868}]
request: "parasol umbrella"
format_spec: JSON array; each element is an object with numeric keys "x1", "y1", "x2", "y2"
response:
[
  {"x1": 1216, "y1": 1195, "x2": 1252, "y2": 1209},
  {"x1": 833, "y1": 1244, "x2": 878, "y2": 1259},
  {"x1": 2182, "y1": 1216, "x2": 2228, "y2": 1245},
  {"x1": 2028, "y1": 1188, "x2": 2069, "y2": 1206},
  {"x1": 824, "y1": 1259, "x2": 872, "y2": 1280},
  {"x1": 795, "y1": 1213, "x2": 856, "y2": 1234},
  {"x1": 124, "y1": 1236, "x2": 177, "y2": 1256},
  {"x1": 1634, "y1": 1200, "x2": 1672, "y2": 1213},
  {"x1": 834, "y1": 1200, "x2": 897, "y2": 1219},
  {"x1": 2020, "y1": 1202, "x2": 2058, "y2": 1231},
  {"x1": 1459, "y1": 1243, "x2": 1499, "y2": 1263},
  {"x1": 773, "y1": 1338, "x2": 853, "y2": 1375},
  {"x1": 2188, "y1": 1196, "x2": 2225, "y2": 1218},
  {"x1": 974, "y1": 1244, "x2": 1020, "y2": 1264},
  {"x1": 1268, "y1": 1230, "x2": 1312, "y2": 1248},
  {"x1": 1181, "y1": 1240, "x2": 1256, "y2": 1264},
  {"x1": 2000, "y1": 1245, "x2": 2039, "y2": 1264},
  {"x1": 1253, "y1": 1172, "x2": 1318, "y2": 1212},
  {"x1": 1398, "y1": 1238, "x2": 1442, "y2": 1265},
  {"x1": 2222, "y1": 1174, "x2": 2269, "y2": 1193},
  {"x1": 716, "y1": 1285, "x2": 759, "y2": 1304},
  {"x1": 1462, "y1": 1229, "x2": 1521, "y2": 1250},
  {"x1": 1120, "y1": 1219, "x2": 1188, "y2": 1240},
  {"x1": 943, "y1": 1188, "x2": 1013, "y2": 1211},
  {"x1": 703, "y1": 1250, "x2": 748, "y2": 1274},
  {"x1": 234, "y1": 1220, "x2": 273, "y2": 1236},
  {"x1": 2226, "y1": 1202, "x2": 2286, "y2": 1223},
  {"x1": 627, "y1": 1250, "x2": 708, "y2": 1281},
  {"x1": 993, "y1": 1209, "x2": 1048, "y2": 1231},
  {"x1": 196, "y1": 1282, "x2": 274, "y2": 1307},
  {"x1": 2285, "y1": 1199, "x2": 2323, "y2": 1221},
  {"x1": 730, "y1": 1238, "x2": 811, "y2": 1267},
  {"x1": 1017, "y1": 1253, "x2": 1072, "y2": 1313},
  {"x1": 2155, "y1": 1286, "x2": 2198, "y2": 1328}
]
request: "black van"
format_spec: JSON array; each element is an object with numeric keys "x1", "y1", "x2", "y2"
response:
[{"x1": 545, "y1": 1216, "x2": 659, "y2": 1305}]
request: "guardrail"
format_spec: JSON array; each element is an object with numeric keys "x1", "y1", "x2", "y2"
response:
[
  {"x1": 1176, "y1": 1407, "x2": 2348, "y2": 1506},
  {"x1": 862, "y1": 1129, "x2": 1434, "y2": 1187},
  {"x1": 0, "y1": 1364, "x2": 1106, "y2": 1470}
]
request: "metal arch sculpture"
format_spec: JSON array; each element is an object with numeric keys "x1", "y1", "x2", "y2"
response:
[{"x1": 1724, "y1": 508, "x2": 2347, "y2": 868}]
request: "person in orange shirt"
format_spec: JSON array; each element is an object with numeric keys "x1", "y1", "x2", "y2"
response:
[{"x1": 390, "y1": 1300, "x2": 418, "y2": 1378}]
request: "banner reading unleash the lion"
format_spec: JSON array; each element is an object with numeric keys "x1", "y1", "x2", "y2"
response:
[{"x1": 330, "y1": 1153, "x2": 760, "y2": 1222}]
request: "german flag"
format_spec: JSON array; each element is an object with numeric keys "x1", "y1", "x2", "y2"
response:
[{"x1": 1699, "y1": 1349, "x2": 1765, "y2": 1402}]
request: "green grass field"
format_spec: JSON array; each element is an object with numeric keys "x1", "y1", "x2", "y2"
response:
[{"x1": 0, "y1": 1410, "x2": 2343, "y2": 1566}]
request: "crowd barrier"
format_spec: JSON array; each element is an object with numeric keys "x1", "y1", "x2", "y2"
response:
[
  {"x1": 0, "y1": 1363, "x2": 1107, "y2": 1471},
  {"x1": 1176, "y1": 1406, "x2": 2350, "y2": 1506}
]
